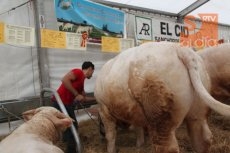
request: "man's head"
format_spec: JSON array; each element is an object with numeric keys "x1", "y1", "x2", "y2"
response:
[{"x1": 82, "y1": 61, "x2": 94, "y2": 79}]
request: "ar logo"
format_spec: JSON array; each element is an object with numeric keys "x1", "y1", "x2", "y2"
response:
[{"x1": 139, "y1": 23, "x2": 150, "y2": 35}]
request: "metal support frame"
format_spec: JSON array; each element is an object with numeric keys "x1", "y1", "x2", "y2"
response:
[
  {"x1": 0, "y1": 103, "x2": 23, "y2": 130},
  {"x1": 41, "y1": 88, "x2": 82, "y2": 153},
  {"x1": 92, "y1": 0, "x2": 210, "y2": 25},
  {"x1": 177, "y1": 0, "x2": 210, "y2": 23},
  {"x1": 32, "y1": 0, "x2": 50, "y2": 90},
  {"x1": 91, "y1": 0, "x2": 177, "y2": 17}
]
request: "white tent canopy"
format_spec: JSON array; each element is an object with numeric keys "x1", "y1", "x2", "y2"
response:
[{"x1": 103, "y1": 0, "x2": 230, "y2": 25}]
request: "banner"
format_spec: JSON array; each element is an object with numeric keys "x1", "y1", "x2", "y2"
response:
[
  {"x1": 54, "y1": 0, "x2": 125, "y2": 43},
  {"x1": 5, "y1": 24, "x2": 35, "y2": 46}
]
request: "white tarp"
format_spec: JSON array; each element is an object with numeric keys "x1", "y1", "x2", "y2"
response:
[
  {"x1": 0, "y1": 0, "x2": 116, "y2": 101},
  {"x1": 0, "y1": 0, "x2": 40, "y2": 101},
  {"x1": 48, "y1": 48, "x2": 116, "y2": 93}
]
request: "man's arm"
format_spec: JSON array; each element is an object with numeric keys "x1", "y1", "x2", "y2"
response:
[
  {"x1": 62, "y1": 71, "x2": 85, "y2": 102},
  {"x1": 62, "y1": 71, "x2": 79, "y2": 96},
  {"x1": 79, "y1": 91, "x2": 95, "y2": 102}
]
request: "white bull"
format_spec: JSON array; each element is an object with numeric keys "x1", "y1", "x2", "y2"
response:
[
  {"x1": 94, "y1": 42, "x2": 230, "y2": 153},
  {"x1": 0, "y1": 106, "x2": 72, "y2": 153},
  {"x1": 198, "y1": 44, "x2": 230, "y2": 102}
]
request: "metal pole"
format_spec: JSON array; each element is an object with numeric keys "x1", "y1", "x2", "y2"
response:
[
  {"x1": 32, "y1": 0, "x2": 43, "y2": 90},
  {"x1": 41, "y1": 87, "x2": 82, "y2": 153},
  {"x1": 32, "y1": 0, "x2": 50, "y2": 90}
]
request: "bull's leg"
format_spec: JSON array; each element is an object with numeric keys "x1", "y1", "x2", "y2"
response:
[
  {"x1": 186, "y1": 118, "x2": 213, "y2": 153},
  {"x1": 186, "y1": 101, "x2": 213, "y2": 153},
  {"x1": 151, "y1": 128, "x2": 179, "y2": 153},
  {"x1": 99, "y1": 105, "x2": 117, "y2": 153},
  {"x1": 136, "y1": 126, "x2": 145, "y2": 147}
]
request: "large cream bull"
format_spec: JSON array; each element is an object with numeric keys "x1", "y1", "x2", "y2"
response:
[
  {"x1": 198, "y1": 44, "x2": 230, "y2": 103},
  {"x1": 0, "y1": 107, "x2": 72, "y2": 153},
  {"x1": 94, "y1": 42, "x2": 230, "y2": 153}
]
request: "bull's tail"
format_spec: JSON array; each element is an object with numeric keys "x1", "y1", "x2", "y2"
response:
[{"x1": 178, "y1": 48, "x2": 230, "y2": 117}]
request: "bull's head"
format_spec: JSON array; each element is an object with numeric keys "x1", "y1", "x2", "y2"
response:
[{"x1": 22, "y1": 106, "x2": 73, "y2": 131}]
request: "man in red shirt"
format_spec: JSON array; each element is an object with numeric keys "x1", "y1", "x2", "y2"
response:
[{"x1": 52, "y1": 61, "x2": 95, "y2": 153}]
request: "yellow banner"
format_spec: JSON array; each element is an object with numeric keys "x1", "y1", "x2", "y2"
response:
[
  {"x1": 41, "y1": 29, "x2": 66, "y2": 49},
  {"x1": 101, "y1": 36, "x2": 120, "y2": 53},
  {"x1": 0, "y1": 22, "x2": 4, "y2": 43}
]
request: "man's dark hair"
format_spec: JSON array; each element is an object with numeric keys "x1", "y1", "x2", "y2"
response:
[{"x1": 82, "y1": 61, "x2": 94, "y2": 70}]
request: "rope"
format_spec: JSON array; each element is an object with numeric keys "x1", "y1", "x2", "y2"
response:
[
  {"x1": 0, "y1": 104, "x2": 24, "y2": 121},
  {"x1": 77, "y1": 102, "x2": 99, "y2": 126},
  {"x1": 0, "y1": 0, "x2": 33, "y2": 16}
]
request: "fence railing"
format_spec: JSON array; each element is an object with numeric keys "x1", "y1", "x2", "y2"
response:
[{"x1": 40, "y1": 87, "x2": 82, "y2": 153}]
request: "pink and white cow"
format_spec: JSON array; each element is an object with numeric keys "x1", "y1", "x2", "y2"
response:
[
  {"x1": 0, "y1": 106, "x2": 72, "y2": 153},
  {"x1": 94, "y1": 42, "x2": 230, "y2": 153}
]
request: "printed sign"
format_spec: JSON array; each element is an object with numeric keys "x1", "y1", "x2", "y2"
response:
[
  {"x1": 41, "y1": 29, "x2": 87, "y2": 50},
  {"x1": 66, "y1": 32, "x2": 86, "y2": 50},
  {"x1": 152, "y1": 19, "x2": 188, "y2": 42},
  {"x1": 102, "y1": 36, "x2": 134, "y2": 52},
  {"x1": 101, "y1": 36, "x2": 120, "y2": 52},
  {"x1": 120, "y1": 38, "x2": 134, "y2": 51},
  {"x1": 135, "y1": 16, "x2": 188, "y2": 43},
  {"x1": 5, "y1": 24, "x2": 35, "y2": 46},
  {"x1": 0, "y1": 22, "x2": 4, "y2": 43},
  {"x1": 41, "y1": 29, "x2": 66, "y2": 49},
  {"x1": 135, "y1": 16, "x2": 152, "y2": 40}
]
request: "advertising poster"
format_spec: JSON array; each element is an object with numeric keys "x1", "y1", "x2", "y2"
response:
[{"x1": 54, "y1": 0, "x2": 125, "y2": 43}]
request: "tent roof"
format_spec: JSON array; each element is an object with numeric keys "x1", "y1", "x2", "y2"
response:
[{"x1": 94, "y1": 0, "x2": 230, "y2": 25}]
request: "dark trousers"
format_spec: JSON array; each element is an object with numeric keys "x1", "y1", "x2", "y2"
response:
[{"x1": 53, "y1": 101, "x2": 78, "y2": 153}]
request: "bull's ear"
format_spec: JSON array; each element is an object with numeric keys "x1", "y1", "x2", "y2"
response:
[
  {"x1": 22, "y1": 109, "x2": 36, "y2": 121},
  {"x1": 49, "y1": 111, "x2": 73, "y2": 131},
  {"x1": 54, "y1": 117, "x2": 72, "y2": 131}
]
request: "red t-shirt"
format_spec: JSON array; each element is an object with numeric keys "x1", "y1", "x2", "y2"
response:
[{"x1": 53, "y1": 69, "x2": 85, "y2": 105}]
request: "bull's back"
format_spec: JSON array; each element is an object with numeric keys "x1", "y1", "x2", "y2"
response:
[
  {"x1": 95, "y1": 42, "x2": 198, "y2": 124},
  {"x1": 95, "y1": 42, "x2": 194, "y2": 102}
]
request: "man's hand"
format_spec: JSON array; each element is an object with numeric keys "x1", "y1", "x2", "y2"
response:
[
  {"x1": 85, "y1": 96, "x2": 96, "y2": 102},
  {"x1": 74, "y1": 94, "x2": 85, "y2": 102}
]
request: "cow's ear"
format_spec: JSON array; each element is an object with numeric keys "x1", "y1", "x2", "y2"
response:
[{"x1": 22, "y1": 109, "x2": 36, "y2": 121}]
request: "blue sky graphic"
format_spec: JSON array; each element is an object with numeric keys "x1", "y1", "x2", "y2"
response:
[{"x1": 55, "y1": 0, "x2": 125, "y2": 34}]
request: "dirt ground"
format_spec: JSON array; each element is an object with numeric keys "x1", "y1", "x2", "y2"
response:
[
  {"x1": 78, "y1": 111, "x2": 230, "y2": 153},
  {"x1": 0, "y1": 111, "x2": 229, "y2": 153}
]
